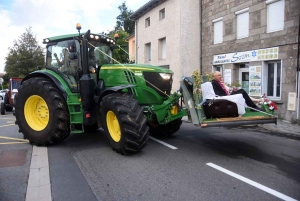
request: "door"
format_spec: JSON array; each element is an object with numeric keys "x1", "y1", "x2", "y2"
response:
[{"x1": 239, "y1": 68, "x2": 249, "y2": 94}]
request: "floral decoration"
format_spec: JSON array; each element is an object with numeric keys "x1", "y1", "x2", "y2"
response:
[{"x1": 261, "y1": 99, "x2": 278, "y2": 113}]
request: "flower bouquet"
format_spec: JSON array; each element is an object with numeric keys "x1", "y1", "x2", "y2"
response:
[{"x1": 261, "y1": 99, "x2": 278, "y2": 113}]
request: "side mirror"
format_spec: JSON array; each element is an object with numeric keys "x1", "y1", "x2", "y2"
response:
[{"x1": 68, "y1": 40, "x2": 77, "y2": 53}]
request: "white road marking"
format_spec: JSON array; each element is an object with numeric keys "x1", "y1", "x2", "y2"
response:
[
  {"x1": 26, "y1": 146, "x2": 52, "y2": 201},
  {"x1": 207, "y1": 163, "x2": 297, "y2": 201},
  {"x1": 0, "y1": 136, "x2": 29, "y2": 142},
  {"x1": 149, "y1": 136, "x2": 178, "y2": 150},
  {"x1": 0, "y1": 124, "x2": 15, "y2": 128}
]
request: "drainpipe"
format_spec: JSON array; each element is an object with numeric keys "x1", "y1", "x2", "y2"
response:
[
  {"x1": 199, "y1": 0, "x2": 202, "y2": 75},
  {"x1": 135, "y1": 20, "x2": 138, "y2": 64},
  {"x1": 297, "y1": 7, "x2": 300, "y2": 121}
]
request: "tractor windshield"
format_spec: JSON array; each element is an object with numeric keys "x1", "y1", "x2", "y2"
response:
[
  {"x1": 46, "y1": 40, "x2": 81, "y2": 92},
  {"x1": 87, "y1": 41, "x2": 113, "y2": 67},
  {"x1": 10, "y1": 79, "x2": 21, "y2": 90}
]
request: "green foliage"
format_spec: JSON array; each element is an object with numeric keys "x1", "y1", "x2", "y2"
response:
[
  {"x1": 228, "y1": 80, "x2": 241, "y2": 87},
  {"x1": 109, "y1": 30, "x2": 130, "y2": 63},
  {"x1": 4, "y1": 27, "x2": 45, "y2": 78},
  {"x1": 116, "y1": 1, "x2": 135, "y2": 34}
]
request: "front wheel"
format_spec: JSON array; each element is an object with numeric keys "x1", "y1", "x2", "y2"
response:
[
  {"x1": 100, "y1": 93, "x2": 149, "y2": 155},
  {"x1": 148, "y1": 118, "x2": 182, "y2": 137},
  {"x1": 15, "y1": 77, "x2": 70, "y2": 145},
  {"x1": 0, "y1": 102, "x2": 5, "y2": 115}
]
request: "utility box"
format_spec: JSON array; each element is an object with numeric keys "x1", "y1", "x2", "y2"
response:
[{"x1": 287, "y1": 92, "x2": 297, "y2": 111}]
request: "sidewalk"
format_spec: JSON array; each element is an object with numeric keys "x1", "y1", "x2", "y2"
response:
[
  {"x1": 182, "y1": 116, "x2": 300, "y2": 140},
  {"x1": 259, "y1": 119, "x2": 300, "y2": 140}
]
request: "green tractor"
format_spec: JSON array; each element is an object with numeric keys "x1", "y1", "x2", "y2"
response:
[
  {"x1": 15, "y1": 25, "x2": 186, "y2": 154},
  {"x1": 15, "y1": 25, "x2": 277, "y2": 155}
]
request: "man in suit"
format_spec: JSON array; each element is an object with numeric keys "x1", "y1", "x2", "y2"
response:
[{"x1": 211, "y1": 71, "x2": 265, "y2": 112}]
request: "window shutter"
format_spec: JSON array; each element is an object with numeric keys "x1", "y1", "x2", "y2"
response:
[
  {"x1": 267, "y1": 0, "x2": 284, "y2": 33},
  {"x1": 237, "y1": 12, "x2": 249, "y2": 39},
  {"x1": 214, "y1": 20, "x2": 223, "y2": 44}
]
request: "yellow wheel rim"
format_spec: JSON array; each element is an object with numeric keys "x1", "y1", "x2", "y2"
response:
[
  {"x1": 24, "y1": 95, "x2": 49, "y2": 131},
  {"x1": 106, "y1": 111, "x2": 121, "y2": 142}
]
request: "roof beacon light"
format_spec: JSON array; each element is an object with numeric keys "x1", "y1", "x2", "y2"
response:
[{"x1": 76, "y1": 23, "x2": 82, "y2": 35}]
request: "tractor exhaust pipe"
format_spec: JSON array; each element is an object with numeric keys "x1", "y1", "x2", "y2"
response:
[{"x1": 79, "y1": 30, "x2": 96, "y2": 125}]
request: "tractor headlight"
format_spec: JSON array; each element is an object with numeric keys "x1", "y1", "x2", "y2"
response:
[
  {"x1": 159, "y1": 73, "x2": 171, "y2": 80},
  {"x1": 90, "y1": 34, "x2": 94, "y2": 38}
]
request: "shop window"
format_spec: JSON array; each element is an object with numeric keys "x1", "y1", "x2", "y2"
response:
[
  {"x1": 235, "y1": 8, "x2": 249, "y2": 39},
  {"x1": 213, "y1": 17, "x2": 223, "y2": 44},
  {"x1": 266, "y1": 0, "x2": 284, "y2": 33},
  {"x1": 264, "y1": 62, "x2": 281, "y2": 98}
]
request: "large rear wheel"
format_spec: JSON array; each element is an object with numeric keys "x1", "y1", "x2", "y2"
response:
[
  {"x1": 100, "y1": 93, "x2": 149, "y2": 155},
  {"x1": 15, "y1": 77, "x2": 70, "y2": 145}
]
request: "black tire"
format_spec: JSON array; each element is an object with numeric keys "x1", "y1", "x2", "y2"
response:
[
  {"x1": 4, "y1": 93, "x2": 13, "y2": 111},
  {"x1": 100, "y1": 93, "x2": 149, "y2": 155},
  {"x1": 15, "y1": 77, "x2": 70, "y2": 145},
  {"x1": 148, "y1": 118, "x2": 182, "y2": 137},
  {"x1": 0, "y1": 102, "x2": 5, "y2": 115}
]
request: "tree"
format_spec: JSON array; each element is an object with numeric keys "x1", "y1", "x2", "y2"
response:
[
  {"x1": 5, "y1": 27, "x2": 45, "y2": 78},
  {"x1": 116, "y1": 1, "x2": 135, "y2": 34}
]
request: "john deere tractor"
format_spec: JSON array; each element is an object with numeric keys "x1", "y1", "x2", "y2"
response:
[
  {"x1": 15, "y1": 25, "x2": 277, "y2": 155},
  {"x1": 15, "y1": 25, "x2": 186, "y2": 154}
]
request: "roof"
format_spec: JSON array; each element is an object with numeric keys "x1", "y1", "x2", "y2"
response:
[
  {"x1": 129, "y1": 0, "x2": 167, "y2": 20},
  {"x1": 125, "y1": 33, "x2": 135, "y2": 41}
]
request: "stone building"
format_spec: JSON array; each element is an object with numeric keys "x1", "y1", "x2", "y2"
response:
[
  {"x1": 202, "y1": 0, "x2": 300, "y2": 122},
  {"x1": 130, "y1": 0, "x2": 200, "y2": 90},
  {"x1": 130, "y1": 0, "x2": 300, "y2": 122}
]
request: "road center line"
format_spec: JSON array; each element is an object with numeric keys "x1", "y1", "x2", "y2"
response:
[
  {"x1": 206, "y1": 163, "x2": 297, "y2": 201},
  {"x1": 149, "y1": 136, "x2": 178, "y2": 149}
]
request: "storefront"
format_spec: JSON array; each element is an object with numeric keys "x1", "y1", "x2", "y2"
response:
[{"x1": 212, "y1": 47, "x2": 280, "y2": 99}]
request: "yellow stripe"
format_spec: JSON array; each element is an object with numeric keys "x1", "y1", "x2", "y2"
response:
[
  {"x1": 0, "y1": 142, "x2": 29, "y2": 145},
  {"x1": 0, "y1": 124, "x2": 15, "y2": 128},
  {"x1": 0, "y1": 136, "x2": 29, "y2": 142},
  {"x1": 101, "y1": 67, "x2": 155, "y2": 71}
]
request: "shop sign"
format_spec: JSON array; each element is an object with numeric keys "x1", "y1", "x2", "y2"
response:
[{"x1": 213, "y1": 47, "x2": 278, "y2": 65}]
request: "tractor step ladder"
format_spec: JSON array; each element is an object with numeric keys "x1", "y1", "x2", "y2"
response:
[{"x1": 67, "y1": 95, "x2": 84, "y2": 133}]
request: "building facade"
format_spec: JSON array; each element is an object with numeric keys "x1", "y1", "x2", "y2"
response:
[
  {"x1": 131, "y1": 0, "x2": 300, "y2": 123},
  {"x1": 130, "y1": 0, "x2": 200, "y2": 90},
  {"x1": 202, "y1": 0, "x2": 300, "y2": 122}
]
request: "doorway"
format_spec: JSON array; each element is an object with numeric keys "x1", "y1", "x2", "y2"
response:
[{"x1": 239, "y1": 66, "x2": 249, "y2": 94}]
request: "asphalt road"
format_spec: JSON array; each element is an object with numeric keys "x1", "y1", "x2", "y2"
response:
[{"x1": 1, "y1": 114, "x2": 300, "y2": 201}]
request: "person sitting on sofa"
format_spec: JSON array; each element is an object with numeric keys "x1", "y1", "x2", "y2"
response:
[
  {"x1": 212, "y1": 71, "x2": 265, "y2": 112},
  {"x1": 220, "y1": 76, "x2": 264, "y2": 104}
]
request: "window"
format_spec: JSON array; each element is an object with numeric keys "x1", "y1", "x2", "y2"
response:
[
  {"x1": 145, "y1": 17, "x2": 150, "y2": 27},
  {"x1": 264, "y1": 61, "x2": 281, "y2": 98},
  {"x1": 213, "y1": 18, "x2": 223, "y2": 44},
  {"x1": 159, "y1": 8, "x2": 165, "y2": 20},
  {"x1": 235, "y1": 8, "x2": 249, "y2": 39},
  {"x1": 145, "y1": 43, "x2": 151, "y2": 62},
  {"x1": 213, "y1": 65, "x2": 223, "y2": 75},
  {"x1": 266, "y1": 0, "x2": 284, "y2": 33},
  {"x1": 158, "y1": 37, "x2": 166, "y2": 59}
]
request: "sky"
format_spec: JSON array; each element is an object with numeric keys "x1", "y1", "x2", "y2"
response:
[{"x1": 0, "y1": 0, "x2": 149, "y2": 73}]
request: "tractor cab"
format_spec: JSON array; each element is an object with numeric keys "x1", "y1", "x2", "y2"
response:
[{"x1": 44, "y1": 30, "x2": 115, "y2": 92}]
